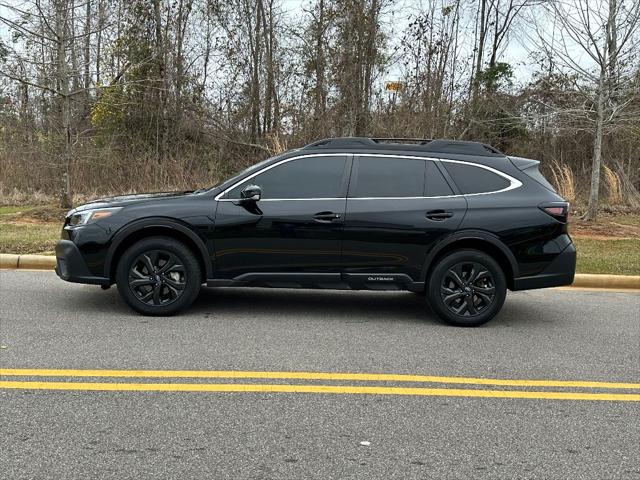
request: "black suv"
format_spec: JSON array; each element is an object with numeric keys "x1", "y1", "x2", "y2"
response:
[{"x1": 55, "y1": 137, "x2": 575, "y2": 326}]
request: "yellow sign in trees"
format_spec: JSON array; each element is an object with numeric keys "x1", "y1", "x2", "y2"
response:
[{"x1": 384, "y1": 81, "x2": 403, "y2": 92}]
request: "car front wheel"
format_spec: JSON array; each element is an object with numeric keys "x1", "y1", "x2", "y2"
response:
[
  {"x1": 116, "y1": 237, "x2": 201, "y2": 316},
  {"x1": 427, "y1": 249, "x2": 507, "y2": 327}
]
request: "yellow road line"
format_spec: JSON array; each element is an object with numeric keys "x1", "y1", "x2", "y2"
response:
[
  {"x1": 1, "y1": 380, "x2": 638, "y2": 401},
  {"x1": 1, "y1": 368, "x2": 639, "y2": 390}
]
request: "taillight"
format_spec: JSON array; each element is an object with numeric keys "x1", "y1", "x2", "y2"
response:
[
  {"x1": 544, "y1": 207, "x2": 565, "y2": 216},
  {"x1": 540, "y1": 203, "x2": 569, "y2": 222}
]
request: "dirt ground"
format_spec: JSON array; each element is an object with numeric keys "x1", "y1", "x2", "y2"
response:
[{"x1": 570, "y1": 214, "x2": 640, "y2": 240}]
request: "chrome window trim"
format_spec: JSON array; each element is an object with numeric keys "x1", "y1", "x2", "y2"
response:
[
  {"x1": 353, "y1": 154, "x2": 522, "y2": 197},
  {"x1": 215, "y1": 152, "x2": 522, "y2": 202},
  {"x1": 253, "y1": 198, "x2": 343, "y2": 202}
]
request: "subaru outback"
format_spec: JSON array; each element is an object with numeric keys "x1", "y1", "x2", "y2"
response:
[{"x1": 55, "y1": 137, "x2": 576, "y2": 326}]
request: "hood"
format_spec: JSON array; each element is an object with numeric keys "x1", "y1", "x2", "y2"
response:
[{"x1": 69, "y1": 191, "x2": 195, "y2": 214}]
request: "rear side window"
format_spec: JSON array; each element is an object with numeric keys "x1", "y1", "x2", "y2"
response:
[
  {"x1": 352, "y1": 156, "x2": 425, "y2": 198},
  {"x1": 426, "y1": 161, "x2": 454, "y2": 196},
  {"x1": 224, "y1": 155, "x2": 347, "y2": 199},
  {"x1": 443, "y1": 162, "x2": 510, "y2": 194}
]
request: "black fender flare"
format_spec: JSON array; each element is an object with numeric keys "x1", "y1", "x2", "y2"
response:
[
  {"x1": 104, "y1": 217, "x2": 213, "y2": 279},
  {"x1": 420, "y1": 230, "x2": 519, "y2": 282}
]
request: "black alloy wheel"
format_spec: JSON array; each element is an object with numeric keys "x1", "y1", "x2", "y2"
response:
[
  {"x1": 427, "y1": 249, "x2": 506, "y2": 327},
  {"x1": 440, "y1": 262, "x2": 496, "y2": 317},
  {"x1": 116, "y1": 237, "x2": 201, "y2": 316},
  {"x1": 128, "y1": 250, "x2": 186, "y2": 306}
]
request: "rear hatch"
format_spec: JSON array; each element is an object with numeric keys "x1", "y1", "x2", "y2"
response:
[{"x1": 509, "y1": 156, "x2": 570, "y2": 223}]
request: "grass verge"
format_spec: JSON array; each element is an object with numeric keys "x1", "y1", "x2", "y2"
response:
[
  {"x1": 573, "y1": 238, "x2": 639, "y2": 276},
  {"x1": 0, "y1": 223, "x2": 60, "y2": 255}
]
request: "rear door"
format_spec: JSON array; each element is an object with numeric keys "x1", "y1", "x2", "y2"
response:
[{"x1": 341, "y1": 154, "x2": 466, "y2": 285}]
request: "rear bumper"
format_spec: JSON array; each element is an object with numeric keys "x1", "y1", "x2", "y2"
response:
[
  {"x1": 511, "y1": 242, "x2": 576, "y2": 291},
  {"x1": 55, "y1": 240, "x2": 109, "y2": 286}
]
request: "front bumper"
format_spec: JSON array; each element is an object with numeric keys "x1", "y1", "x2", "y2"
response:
[
  {"x1": 55, "y1": 240, "x2": 109, "y2": 286},
  {"x1": 511, "y1": 242, "x2": 576, "y2": 290}
]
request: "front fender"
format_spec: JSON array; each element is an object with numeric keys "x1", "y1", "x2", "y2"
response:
[{"x1": 103, "y1": 217, "x2": 213, "y2": 279}]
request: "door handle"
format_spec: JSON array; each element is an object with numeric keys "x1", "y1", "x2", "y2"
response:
[
  {"x1": 426, "y1": 210, "x2": 453, "y2": 221},
  {"x1": 313, "y1": 211, "x2": 342, "y2": 223}
]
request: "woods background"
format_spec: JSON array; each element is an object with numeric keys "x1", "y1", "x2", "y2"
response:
[{"x1": 1, "y1": 0, "x2": 639, "y2": 220}]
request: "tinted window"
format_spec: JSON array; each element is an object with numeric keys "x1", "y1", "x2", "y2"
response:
[
  {"x1": 225, "y1": 156, "x2": 347, "y2": 199},
  {"x1": 425, "y1": 161, "x2": 454, "y2": 196},
  {"x1": 352, "y1": 156, "x2": 425, "y2": 197},
  {"x1": 443, "y1": 162, "x2": 510, "y2": 194}
]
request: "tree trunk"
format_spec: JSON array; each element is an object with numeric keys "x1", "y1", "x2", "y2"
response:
[
  {"x1": 96, "y1": 0, "x2": 104, "y2": 85},
  {"x1": 472, "y1": 0, "x2": 487, "y2": 100},
  {"x1": 153, "y1": 0, "x2": 168, "y2": 161},
  {"x1": 83, "y1": 0, "x2": 92, "y2": 113},
  {"x1": 56, "y1": 0, "x2": 73, "y2": 209},
  {"x1": 258, "y1": 0, "x2": 273, "y2": 133},
  {"x1": 249, "y1": 0, "x2": 262, "y2": 142},
  {"x1": 586, "y1": 68, "x2": 606, "y2": 221},
  {"x1": 175, "y1": 0, "x2": 192, "y2": 130},
  {"x1": 62, "y1": 94, "x2": 73, "y2": 209},
  {"x1": 313, "y1": 0, "x2": 327, "y2": 134}
]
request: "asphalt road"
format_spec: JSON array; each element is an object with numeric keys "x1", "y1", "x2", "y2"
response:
[{"x1": 0, "y1": 270, "x2": 639, "y2": 479}]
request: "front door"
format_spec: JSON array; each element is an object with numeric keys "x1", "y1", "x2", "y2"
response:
[
  {"x1": 341, "y1": 155, "x2": 467, "y2": 286},
  {"x1": 213, "y1": 154, "x2": 350, "y2": 281}
]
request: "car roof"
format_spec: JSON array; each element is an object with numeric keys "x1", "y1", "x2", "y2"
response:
[{"x1": 300, "y1": 137, "x2": 506, "y2": 158}]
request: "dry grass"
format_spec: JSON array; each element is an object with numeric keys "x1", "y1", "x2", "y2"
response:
[
  {"x1": 1, "y1": 138, "x2": 269, "y2": 202},
  {"x1": 0, "y1": 187, "x2": 55, "y2": 206},
  {"x1": 266, "y1": 132, "x2": 288, "y2": 154},
  {"x1": 549, "y1": 161, "x2": 575, "y2": 204},
  {"x1": 603, "y1": 165, "x2": 623, "y2": 205}
]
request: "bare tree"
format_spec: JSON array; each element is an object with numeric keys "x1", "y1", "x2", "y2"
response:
[
  {"x1": 0, "y1": 0, "x2": 98, "y2": 207},
  {"x1": 399, "y1": 0, "x2": 462, "y2": 138},
  {"x1": 531, "y1": 0, "x2": 640, "y2": 220},
  {"x1": 0, "y1": 0, "x2": 638, "y2": 211}
]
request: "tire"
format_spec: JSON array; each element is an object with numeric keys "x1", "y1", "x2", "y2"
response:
[
  {"x1": 116, "y1": 237, "x2": 201, "y2": 316},
  {"x1": 427, "y1": 249, "x2": 506, "y2": 327}
]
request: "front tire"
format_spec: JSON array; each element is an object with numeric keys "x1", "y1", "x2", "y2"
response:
[
  {"x1": 116, "y1": 237, "x2": 201, "y2": 316},
  {"x1": 427, "y1": 249, "x2": 506, "y2": 327}
]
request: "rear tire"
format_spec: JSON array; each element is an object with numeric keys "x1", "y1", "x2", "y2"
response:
[
  {"x1": 427, "y1": 249, "x2": 506, "y2": 327},
  {"x1": 116, "y1": 237, "x2": 201, "y2": 316}
]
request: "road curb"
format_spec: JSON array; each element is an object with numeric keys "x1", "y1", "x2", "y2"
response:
[
  {"x1": 570, "y1": 273, "x2": 640, "y2": 290},
  {"x1": 1, "y1": 253, "x2": 56, "y2": 270},
  {"x1": 1, "y1": 253, "x2": 639, "y2": 290}
]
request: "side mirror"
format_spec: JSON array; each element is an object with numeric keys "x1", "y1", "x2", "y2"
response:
[{"x1": 240, "y1": 184, "x2": 262, "y2": 202}]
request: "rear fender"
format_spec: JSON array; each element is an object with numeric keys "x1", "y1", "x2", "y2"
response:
[{"x1": 420, "y1": 230, "x2": 519, "y2": 283}]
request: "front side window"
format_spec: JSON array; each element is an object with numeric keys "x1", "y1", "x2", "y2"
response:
[
  {"x1": 224, "y1": 155, "x2": 347, "y2": 199},
  {"x1": 351, "y1": 156, "x2": 425, "y2": 198},
  {"x1": 443, "y1": 162, "x2": 511, "y2": 194}
]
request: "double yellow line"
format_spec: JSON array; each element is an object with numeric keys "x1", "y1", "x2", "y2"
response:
[{"x1": 1, "y1": 368, "x2": 639, "y2": 401}]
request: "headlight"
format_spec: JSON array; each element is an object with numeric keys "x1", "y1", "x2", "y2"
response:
[{"x1": 68, "y1": 207, "x2": 122, "y2": 226}]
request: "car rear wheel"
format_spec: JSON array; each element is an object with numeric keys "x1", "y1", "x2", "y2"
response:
[
  {"x1": 427, "y1": 249, "x2": 506, "y2": 327},
  {"x1": 116, "y1": 237, "x2": 201, "y2": 316}
]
